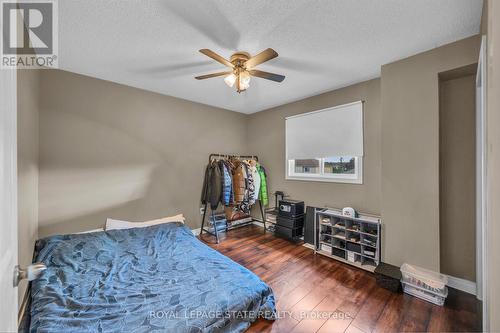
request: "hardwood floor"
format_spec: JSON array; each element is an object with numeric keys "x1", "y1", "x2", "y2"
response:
[{"x1": 198, "y1": 225, "x2": 481, "y2": 333}]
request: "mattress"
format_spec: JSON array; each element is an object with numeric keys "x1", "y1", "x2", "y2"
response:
[{"x1": 30, "y1": 222, "x2": 276, "y2": 332}]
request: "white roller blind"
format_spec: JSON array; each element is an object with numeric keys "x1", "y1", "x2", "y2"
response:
[{"x1": 286, "y1": 101, "x2": 364, "y2": 159}]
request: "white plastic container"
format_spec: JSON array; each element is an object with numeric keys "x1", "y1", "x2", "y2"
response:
[
  {"x1": 320, "y1": 243, "x2": 332, "y2": 253},
  {"x1": 400, "y1": 263, "x2": 448, "y2": 295},
  {"x1": 402, "y1": 280, "x2": 448, "y2": 306}
]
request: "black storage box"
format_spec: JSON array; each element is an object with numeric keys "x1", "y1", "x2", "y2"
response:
[
  {"x1": 274, "y1": 225, "x2": 303, "y2": 240},
  {"x1": 374, "y1": 263, "x2": 402, "y2": 293},
  {"x1": 276, "y1": 215, "x2": 304, "y2": 229},
  {"x1": 278, "y1": 199, "x2": 305, "y2": 218},
  {"x1": 346, "y1": 242, "x2": 361, "y2": 254},
  {"x1": 331, "y1": 248, "x2": 346, "y2": 259}
]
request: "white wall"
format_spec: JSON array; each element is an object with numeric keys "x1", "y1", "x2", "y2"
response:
[{"x1": 17, "y1": 70, "x2": 40, "y2": 306}]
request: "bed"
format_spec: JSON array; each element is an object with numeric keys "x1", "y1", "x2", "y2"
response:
[{"x1": 30, "y1": 222, "x2": 276, "y2": 332}]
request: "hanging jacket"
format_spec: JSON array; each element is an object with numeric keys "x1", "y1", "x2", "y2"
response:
[
  {"x1": 232, "y1": 161, "x2": 247, "y2": 205},
  {"x1": 201, "y1": 161, "x2": 222, "y2": 210},
  {"x1": 238, "y1": 162, "x2": 251, "y2": 213},
  {"x1": 244, "y1": 161, "x2": 256, "y2": 206},
  {"x1": 258, "y1": 164, "x2": 269, "y2": 206},
  {"x1": 223, "y1": 160, "x2": 235, "y2": 204},
  {"x1": 219, "y1": 160, "x2": 232, "y2": 206},
  {"x1": 201, "y1": 164, "x2": 210, "y2": 204},
  {"x1": 250, "y1": 161, "x2": 260, "y2": 203}
]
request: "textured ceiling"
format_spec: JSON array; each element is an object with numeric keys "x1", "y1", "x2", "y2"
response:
[{"x1": 59, "y1": 0, "x2": 482, "y2": 114}]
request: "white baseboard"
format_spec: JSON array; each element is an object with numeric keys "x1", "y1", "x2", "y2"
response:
[
  {"x1": 302, "y1": 243, "x2": 315, "y2": 250},
  {"x1": 252, "y1": 220, "x2": 265, "y2": 228},
  {"x1": 446, "y1": 275, "x2": 477, "y2": 295}
]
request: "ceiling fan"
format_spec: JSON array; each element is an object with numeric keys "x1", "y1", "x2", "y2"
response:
[{"x1": 195, "y1": 48, "x2": 285, "y2": 93}]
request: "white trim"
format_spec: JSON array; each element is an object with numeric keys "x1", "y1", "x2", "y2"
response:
[
  {"x1": 302, "y1": 243, "x2": 315, "y2": 250},
  {"x1": 251, "y1": 220, "x2": 265, "y2": 228},
  {"x1": 476, "y1": 35, "x2": 488, "y2": 331},
  {"x1": 446, "y1": 275, "x2": 477, "y2": 296},
  {"x1": 0, "y1": 68, "x2": 18, "y2": 332},
  {"x1": 285, "y1": 100, "x2": 363, "y2": 120},
  {"x1": 476, "y1": 35, "x2": 487, "y2": 302}
]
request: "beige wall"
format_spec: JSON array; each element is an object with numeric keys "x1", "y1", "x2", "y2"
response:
[
  {"x1": 380, "y1": 35, "x2": 480, "y2": 272},
  {"x1": 17, "y1": 70, "x2": 40, "y2": 305},
  {"x1": 247, "y1": 78, "x2": 381, "y2": 213},
  {"x1": 486, "y1": 0, "x2": 500, "y2": 330},
  {"x1": 481, "y1": 0, "x2": 488, "y2": 36},
  {"x1": 38, "y1": 70, "x2": 248, "y2": 237},
  {"x1": 29, "y1": 35, "x2": 484, "y2": 292},
  {"x1": 439, "y1": 74, "x2": 476, "y2": 281},
  {"x1": 246, "y1": 37, "x2": 481, "y2": 275}
]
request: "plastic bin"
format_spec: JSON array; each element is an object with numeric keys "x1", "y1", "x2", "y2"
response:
[
  {"x1": 400, "y1": 263, "x2": 448, "y2": 295},
  {"x1": 402, "y1": 280, "x2": 448, "y2": 306},
  {"x1": 320, "y1": 243, "x2": 332, "y2": 253}
]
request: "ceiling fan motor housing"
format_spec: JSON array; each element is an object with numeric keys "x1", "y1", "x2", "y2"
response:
[{"x1": 230, "y1": 52, "x2": 251, "y2": 69}]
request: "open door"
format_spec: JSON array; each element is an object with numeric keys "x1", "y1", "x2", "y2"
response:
[{"x1": 0, "y1": 69, "x2": 18, "y2": 331}]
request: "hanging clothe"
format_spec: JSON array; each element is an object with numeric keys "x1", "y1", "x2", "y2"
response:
[
  {"x1": 201, "y1": 161, "x2": 222, "y2": 210},
  {"x1": 238, "y1": 162, "x2": 251, "y2": 213},
  {"x1": 202, "y1": 156, "x2": 269, "y2": 215},
  {"x1": 232, "y1": 160, "x2": 247, "y2": 204},
  {"x1": 223, "y1": 160, "x2": 235, "y2": 204},
  {"x1": 257, "y1": 164, "x2": 269, "y2": 206},
  {"x1": 250, "y1": 161, "x2": 261, "y2": 203},
  {"x1": 244, "y1": 160, "x2": 256, "y2": 206},
  {"x1": 219, "y1": 160, "x2": 232, "y2": 206}
]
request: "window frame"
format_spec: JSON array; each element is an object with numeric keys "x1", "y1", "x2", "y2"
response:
[{"x1": 286, "y1": 157, "x2": 363, "y2": 184}]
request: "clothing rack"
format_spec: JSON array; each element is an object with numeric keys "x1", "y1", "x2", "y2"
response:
[
  {"x1": 200, "y1": 153, "x2": 266, "y2": 243},
  {"x1": 208, "y1": 153, "x2": 259, "y2": 161}
]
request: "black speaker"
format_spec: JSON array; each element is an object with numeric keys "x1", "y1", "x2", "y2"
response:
[
  {"x1": 304, "y1": 206, "x2": 317, "y2": 245},
  {"x1": 278, "y1": 199, "x2": 304, "y2": 218}
]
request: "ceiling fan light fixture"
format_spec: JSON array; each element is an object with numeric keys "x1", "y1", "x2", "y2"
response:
[
  {"x1": 239, "y1": 71, "x2": 251, "y2": 91},
  {"x1": 196, "y1": 48, "x2": 285, "y2": 93},
  {"x1": 224, "y1": 73, "x2": 237, "y2": 87}
]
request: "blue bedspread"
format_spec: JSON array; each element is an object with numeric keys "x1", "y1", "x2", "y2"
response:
[{"x1": 30, "y1": 223, "x2": 276, "y2": 332}]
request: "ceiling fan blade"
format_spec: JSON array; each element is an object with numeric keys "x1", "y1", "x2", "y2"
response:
[
  {"x1": 195, "y1": 71, "x2": 232, "y2": 80},
  {"x1": 199, "y1": 49, "x2": 234, "y2": 68},
  {"x1": 249, "y1": 69, "x2": 285, "y2": 82},
  {"x1": 245, "y1": 48, "x2": 279, "y2": 69}
]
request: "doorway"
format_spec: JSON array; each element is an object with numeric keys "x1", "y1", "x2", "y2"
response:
[{"x1": 439, "y1": 64, "x2": 478, "y2": 288}]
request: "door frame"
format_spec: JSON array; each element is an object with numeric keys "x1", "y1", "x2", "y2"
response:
[
  {"x1": 0, "y1": 68, "x2": 18, "y2": 331},
  {"x1": 475, "y1": 35, "x2": 488, "y2": 330}
]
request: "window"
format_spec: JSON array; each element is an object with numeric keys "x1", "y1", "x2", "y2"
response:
[
  {"x1": 285, "y1": 102, "x2": 363, "y2": 183},
  {"x1": 288, "y1": 157, "x2": 362, "y2": 183},
  {"x1": 293, "y1": 159, "x2": 320, "y2": 174}
]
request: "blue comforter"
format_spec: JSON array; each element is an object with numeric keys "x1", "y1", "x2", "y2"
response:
[{"x1": 30, "y1": 223, "x2": 276, "y2": 332}]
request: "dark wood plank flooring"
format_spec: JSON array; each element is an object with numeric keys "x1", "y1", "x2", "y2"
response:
[{"x1": 199, "y1": 225, "x2": 481, "y2": 333}]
